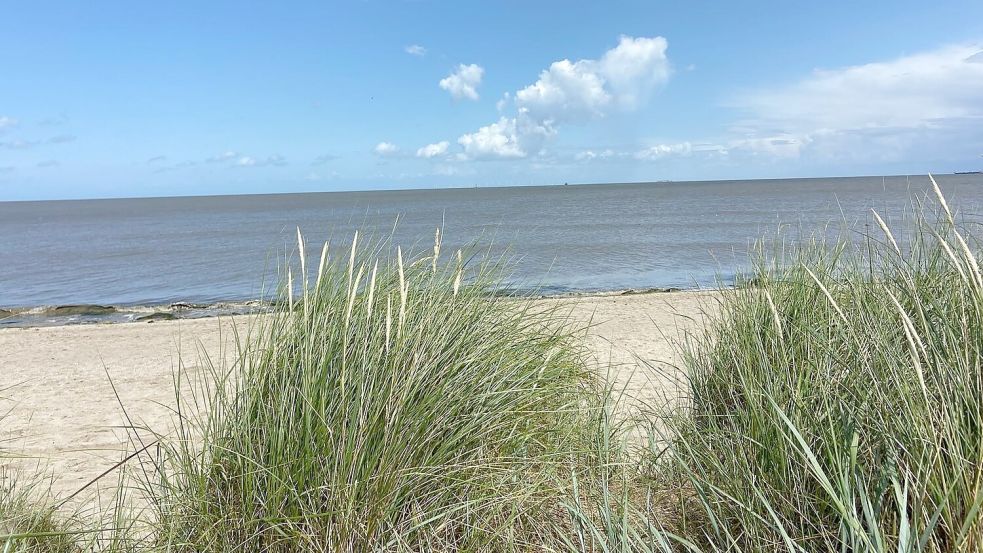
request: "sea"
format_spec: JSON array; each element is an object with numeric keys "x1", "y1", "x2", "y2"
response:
[{"x1": 2, "y1": 173, "x2": 983, "y2": 326}]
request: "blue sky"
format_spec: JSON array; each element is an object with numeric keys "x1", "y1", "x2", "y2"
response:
[{"x1": 1, "y1": 1, "x2": 982, "y2": 200}]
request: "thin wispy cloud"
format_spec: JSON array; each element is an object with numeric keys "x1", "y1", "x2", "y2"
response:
[
  {"x1": 718, "y1": 43, "x2": 983, "y2": 162},
  {"x1": 154, "y1": 151, "x2": 285, "y2": 173},
  {"x1": 0, "y1": 139, "x2": 36, "y2": 149},
  {"x1": 635, "y1": 142, "x2": 693, "y2": 160},
  {"x1": 404, "y1": 44, "x2": 427, "y2": 57},
  {"x1": 264, "y1": 155, "x2": 287, "y2": 167},
  {"x1": 206, "y1": 151, "x2": 239, "y2": 163},
  {"x1": 36, "y1": 160, "x2": 59, "y2": 168},
  {"x1": 312, "y1": 153, "x2": 340, "y2": 165},
  {"x1": 38, "y1": 114, "x2": 68, "y2": 126},
  {"x1": 152, "y1": 160, "x2": 198, "y2": 174},
  {"x1": 235, "y1": 154, "x2": 287, "y2": 167},
  {"x1": 48, "y1": 134, "x2": 76, "y2": 144}
]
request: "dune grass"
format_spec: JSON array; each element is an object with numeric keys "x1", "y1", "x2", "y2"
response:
[
  {"x1": 144, "y1": 232, "x2": 619, "y2": 551},
  {"x1": 0, "y1": 473, "x2": 79, "y2": 553},
  {"x1": 653, "y1": 178, "x2": 983, "y2": 551}
]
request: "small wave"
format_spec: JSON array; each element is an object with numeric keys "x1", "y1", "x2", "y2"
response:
[{"x1": 0, "y1": 299, "x2": 274, "y2": 328}]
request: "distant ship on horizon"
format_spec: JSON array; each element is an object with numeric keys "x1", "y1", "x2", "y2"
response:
[{"x1": 954, "y1": 171, "x2": 982, "y2": 175}]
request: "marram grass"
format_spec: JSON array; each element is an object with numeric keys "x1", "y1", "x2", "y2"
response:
[
  {"x1": 654, "y1": 177, "x2": 983, "y2": 552},
  {"x1": 147, "y1": 232, "x2": 612, "y2": 551}
]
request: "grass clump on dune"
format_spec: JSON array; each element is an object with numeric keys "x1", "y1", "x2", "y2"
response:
[
  {"x1": 655, "y1": 179, "x2": 983, "y2": 551},
  {"x1": 1, "y1": 474, "x2": 78, "y2": 553},
  {"x1": 150, "y1": 232, "x2": 607, "y2": 551}
]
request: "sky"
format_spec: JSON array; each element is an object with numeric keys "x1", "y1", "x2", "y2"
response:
[{"x1": 1, "y1": 1, "x2": 982, "y2": 201}]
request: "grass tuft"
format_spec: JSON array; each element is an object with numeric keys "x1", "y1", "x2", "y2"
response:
[
  {"x1": 148, "y1": 234, "x2": 610, "y2": 551},
  {"x1": 654, "y1": 188, "x2": 983, "y2": 551}
]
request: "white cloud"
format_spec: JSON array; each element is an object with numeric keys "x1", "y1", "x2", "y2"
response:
[
  {"x1": 496, "y1": 92, "x2": 511, "y2": 112},
  {"x1": 374, "y1": 141, "x2": 400, "y2": 157},
  {"x1": 236, "y1": 155, "x2": 286, "y2": 167},
  {"x1": 416, "y1": 141, "x2": 450, "y2": 158},
  {"x1": 730, "y1": 43, "x2": 983, "y2": 160},
  {"x1": 575, "y1": 149, "x2": 617, "y2": 161},
  {"x1": 635, "y1": 142, "x2": 693, "y2": 160},
  {"x1": 726, "y1": 135, "x2": 810, "y2": 159},
  {"x1": 0, "y1": 139, "x2": 36, "y2": 149},
  {"x1": 458, "y1": 36, "x2": 670, "y2": 159},
  {"x1": 206, "y1": 151, "x2": 238, "y2": 163},
  {"x1": 200, "y1": 151, "x2": 285, "y2": 168},
  {"x1": 439, "y1": 63, "x2": 484, "y2": 101},
  {"x1": 405, "y1": 44, "x2": 427, "y2": 57},
  {"x1": 0, "y1": 116, "x2": 17, "y2": 130},
  {"x1": 515, "y1": 35, "x2": 670, "y2": 123},
  {"x1": 458, "y1": 117, "x2": 525, "y2": 159},
  {"x1": 457, "y1": 114, "x2": 557, "y2": 160}
]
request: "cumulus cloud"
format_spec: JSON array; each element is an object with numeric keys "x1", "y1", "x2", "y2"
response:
[
  {"x1": 458, "y1": 36, "x2": 670, "y2": 159},
  {"x1": 729, "y1": 43, "x2": 983, "y2": 160},
  {"x1": 374, "y1": 142, "x2": 400, "y2": 157},
  {"x1": 236, "y1": 156, "x2": 257, "y2": 167},
  {"x1": 404, "y1": 44, "x2": 427, "y2": 57},
  {"x1": 439, "y1": 64, "x2": 484, "y2": 101},
  {"x1": 458, "y1": 118, "x2": 525, "y2": 159},
  {"x1": 457, "y1": 114, "x2": 556, "y2": 160},
  {"x1": 0, "y1": 116, "x2": 17, "y2": 130},
  {"x1": 416, "y1": 141, "x2": 450, "y2": 158},
  {"x1": 515, "y1": 35, "x2": 670, "y2": 123},
  {"x1": 495, "y1": 93, "x2": 511, "y2": 112}
]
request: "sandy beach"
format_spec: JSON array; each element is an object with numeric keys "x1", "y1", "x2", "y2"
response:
[{"x1": 0, "y1": 290, "x2": 718, "y2": 500}]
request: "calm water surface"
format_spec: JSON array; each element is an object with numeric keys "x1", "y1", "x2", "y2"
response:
[{"x1": 2, "y1": 174, "x2": 983, "y2": 324}]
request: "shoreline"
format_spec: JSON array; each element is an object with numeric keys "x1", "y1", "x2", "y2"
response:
[{"x1": 0, "y1": 285, "x2": 720, "y2": 329}]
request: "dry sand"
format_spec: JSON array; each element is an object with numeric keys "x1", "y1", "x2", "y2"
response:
[{"x1": 0, "y1": 290, "x2": 719, "y2": 500}]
